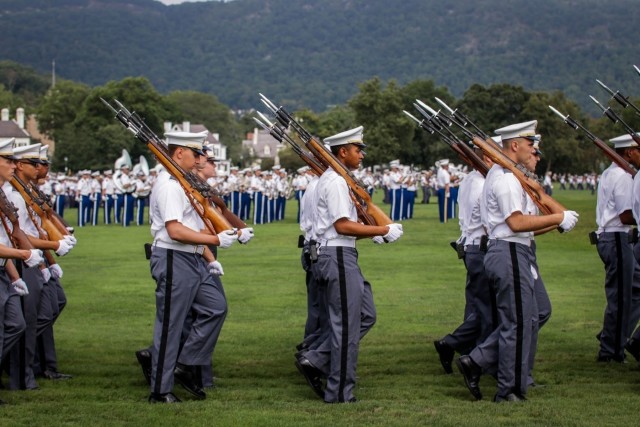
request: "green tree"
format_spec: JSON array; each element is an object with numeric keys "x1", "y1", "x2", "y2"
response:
[
  {"x1": 348, "y1": 77, "x2": 414, "y2": 167},
  {"x1": 36, "y1": 80, "x2": 90, "y2": 140}
]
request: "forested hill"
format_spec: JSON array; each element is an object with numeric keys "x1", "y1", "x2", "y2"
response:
[{"x1": 0, "y1": 0, "x2": 638, "y2": 111}]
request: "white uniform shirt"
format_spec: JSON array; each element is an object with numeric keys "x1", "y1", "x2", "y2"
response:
[
  {"x1": 596, "y1": 162, "x2": 633, "y2": 234},
  {"x1": 633, "y1": 172, "x2": 640, "y2": 225},
  {"x1": 482, "y1": 165, "x2": 531, "y2": 244},
  {"x1": 436, "y1": 167, "x2": 450, "y2": 189},
  {"x1": 76, "y1": 177, "x2": 92, "y2": 196},
  {"x1": 102, "y1": 177, "x2": 115, "y2": 195},
  {"x1": 149, "y1": 171, "x2": 204, "y2": 248},
  {"x1": 457, "y1": 170, "x2": 485, "y2": 245},
  {"x1": 299, "y1": 175, "x2": 320, "y2": 240},
  {"x1": 388, "y1": 170, "x2": 402, "y2": 190},
  {"x1": 5, "y1": 182, "x2": 40, "y2": 238},
  {"x1": 310, "y1": 168, "x2": 357, "y2": 244}
]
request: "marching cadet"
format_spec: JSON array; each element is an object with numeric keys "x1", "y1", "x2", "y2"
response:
[
  {"x1": 388, "y1": 160, "x2": 403, "y2": 221},
  {"x1": 0, "y1": 138, "x2": 41, "y2": 402},
  {"x1": 436, "y1": 159, "x2": 452, "y2": 223},
  {"x1": 239, "y1": 168, "x2": 252, "y2": 221},
  {"x1": 33, "y1": 145, "x2": 73, "y2": 381},
  {"x1": 434, "y1": 145, "x2": 494, "y2": 374},
  {"x1": 626, "y1": 133, "x2": 640, "y2": 361},
  {"x1": 294, "y1": 126, "x2": 403, "y2": 403},
  {"x1": 133, "y1": 170, "x2": 150, "y2": 226},
  {"x1": 75, "y1": 170, "x2": 92, "y2": 227},
  {"x1": 592, "y1": 133, "x2": 640, "y2": 362},
  {"x1": 227, "y1": 166, "x2": 240, "y2": 216},
  {"x1": 293, "y1": 166, "x2": 308, "y2": 223},
  {"x1": 102, "y1": 170, "x2": 115, "y2": 224},
  {"x1": 146, "y1": 131, "x2": 237, "y2": 403},
  {"x1": 5, "y1": 143, "x2": 76, "y2": 390},
  {"x1": 54, "y1": 175, "x2": 67, "y2": 218},
  {"x1": 455, "y1": 120, "x2": 579, "y2": 402},
  {"x1": 251, "y1": 166, "x2": 265, "y2": 225},
  {"x1": 90, "y1": 171, "x2": 102, "y2": 226}
]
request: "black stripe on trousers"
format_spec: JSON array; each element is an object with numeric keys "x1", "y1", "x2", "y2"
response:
[
  {"x1": 153, "y1": 249, "x2": 174, "y2": 395},
  {"x1": 337, "y1": 247, "x2": 349, "y2": 402},
  {"x1": 614, "y1": 233, "x2": 624, "y2": 355},
  {"x1": 509, "y1": 242, "x2": 524, "y2": 395}
]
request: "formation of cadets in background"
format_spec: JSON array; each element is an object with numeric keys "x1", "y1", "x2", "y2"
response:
[{"x1": 3, "y1": 109, "x2": 640, "y2": 406}]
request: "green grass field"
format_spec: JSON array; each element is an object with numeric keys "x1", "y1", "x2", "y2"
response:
[{"x1": 2, "y1": 189, "x2": 638, "y2": 426}]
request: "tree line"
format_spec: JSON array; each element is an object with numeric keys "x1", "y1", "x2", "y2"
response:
[{"x1": 2, "y1": 60, "x2": 639, "y2": 175}]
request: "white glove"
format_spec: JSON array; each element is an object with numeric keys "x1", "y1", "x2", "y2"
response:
[
  {"x1": 64, "y1": 234, "x2": 77, "y2": 246},
  {"x1": 383, "y1": 223, "x2": 404, "y2": 243},
  {"x1": 25, "y1": 249, "x2": 44, "y2": 267},
  {"x1": 50, "y1": 263, "x2": 63, "y2": 279},
  {"x1": 55, "y1": 239, "x2": 73, "y2": 256},
  {"x1": 559, "y1": 210, "x2": 579, "y2": 232},
  {"x1": 530, "y1": 265, "x2": 539, "y2": 281},
  {"x1": 207, "y1": 260, "x2": 224, "y2": 276},
  {"x1": 11, "y1": 278, "x2": 28, "y2": 296},
  {"x1": 217, "y1": 230, "x2": 238, "y2": 249},
  {"x1": 238, "y1": 227, "x2": 254, "y2": 244},
  {"x1": 66, "y1": 226, "x2": 75, "y2": 234},
  {"x1": 372, "y1": 236, "x2": 384, "y2": 244},
  {"x1": 41, "y1": 267, "x2": 52, "y2": 283}
]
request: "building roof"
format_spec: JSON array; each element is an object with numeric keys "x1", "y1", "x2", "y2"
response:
[{"x1": 0, "y1": 120, "x2": 29, "y2": 138}]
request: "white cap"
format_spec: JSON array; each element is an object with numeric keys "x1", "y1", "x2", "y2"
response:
[
  {"x1": 104, "y1": 169, "x2": 113, "y2": 175},
  {"x1": 164, "y1": 131, "x2": 207, "y2": 155},
  {"x1": 439, "y1": 159, "x2": 450, "y2": 166},
  {"x1": 252, "y1": 165, "x2": 261, "y2": 172},
  {"x1": 14, "y1": 143, "x2": 43, "y2": 163},
  {"x1": 91, "y1": 171, "x2": 100, "y2": 177},
  {"x1": 230, "y1": 166, "x2": 239, "y2": 171},
  {"x1": 40, "y1": 145, "x2": 50, "y2": 164},
  {"x1": 0, "y1": 138, "x2": 17, "y2": 159},
  {"x1": 610, "y1": 133, "x2": 640, "y2": 149},
  {"x1": 389, "y1": 159, "x2": 400, "y2": 168},
  {"x1": 495, "y1": 120, "x2": 538, "y2": 141},
  {"x1": 323, "y1": 126, "x2": 365, "y2": 147},
  {"x1": 297, "y1": 166, "x2": 308, "y2": 174}
]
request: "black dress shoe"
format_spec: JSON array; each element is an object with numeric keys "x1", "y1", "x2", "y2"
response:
[
  {"x1": 42, "y1": 370, "x2": 73, "y2": 380},
  {"x1": 296, "y1": 342, "x2": 310, "y2": 352},
  {"x1": 456, "y1": 355, "x2": 483, "y2": 401},
  {"x1": 494, "y1": 393, "x2": 526, "y2": 403},
  {"x1": 596, "y1": 354, "x2": 626, "y2": 363},
  {"x1": 148, "y1": 392, "x2": 181, "y2": 403},
  {"x1": 135, "y1": 349, "x2": 152, "y2": 386},
  {"x1": 625, "y1": 338, "x2": 640, "y2": 361},
  {"x1": 174, "y1": 364, "x2": 206, "y2": 400},
  {"x1": 294, "y1": 356, "x2": 324, "y2": 399},
  {"x1": 433, "y1": 339, "x2": 455, "y2": 374}
]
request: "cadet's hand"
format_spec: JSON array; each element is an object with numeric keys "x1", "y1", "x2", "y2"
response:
[
  {"x1": 64, "y1": 234, "x2": 77, "y2": 246},
  {"x1": 559, "y1": 210, "x2": 579, "y2": 232},
  {"x1": 25, "y1": 249, "x2": 44, "y2": 268},
  {"x1": 41, "y1": 267, "x2": 52, "y2": 283},
  {"x1": 55, "y1": 239, "x2": 73, "y2": 256},
  {"x1": 238, "y1": 227, "x2": 254, "y2": 244},
  {"x1": 50, "y1": 263, "x2": 63, "y2": 279},
  {"x1": 217, "y1": 230, "x2": 238, "y2": 249},
  {"x1": 11, "y1": 279, "x2": 28, "y2": 296},
  {"x1": 383, "y1": 223, "x2": 404, "y2": 243},
  {"x1": 207, "y1": 260, "x2": 224, "y2": 276},
  {"x1": 372, "y1": 236, "x2": 384, "y2": 244}
]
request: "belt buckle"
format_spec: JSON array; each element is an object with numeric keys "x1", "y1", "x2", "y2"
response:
[{"x1": 195, "y1": 245, "x2": 205, "y2": 255}]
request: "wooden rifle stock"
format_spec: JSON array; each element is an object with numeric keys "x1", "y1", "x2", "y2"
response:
[
  {"x1": 471, "y1": 137, "x2": 566, "y2": 215},
  {"x1": 0, "y1": 189, "x2": 34, "y2": 250},
  {"x1": 10, "y1": 177, "x2": 66, "y2": 242},
  {"x1": 594, "y1": 136, "x2": 636, "y2": 177}
]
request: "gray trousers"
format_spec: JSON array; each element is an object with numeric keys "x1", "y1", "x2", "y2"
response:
[
  {"x1": 444, "y1": 245, "x2": 494, "y2": 352},
  {"x1": 304, "y1": 246, "x2": 376, "y2": 403},
  {"x1": 9, "y1": 264, "x2": 51, "y2": 390},
  {"x1": 149, "y1": 248, "x2": 226, "y2": 395},
  {"x1": 301, "y1": 245, "x2": 321, "y2": 340},
  {"x1": 471, "y1": 240, "x2": 534, "y2": 398},
  {"x1": 626, "y1": 242, "x2": 640, "y2": 342},
  {"x1": 0, "y1": 269, "x2": 26, "y2": 362},
  {"x1": 35, "y1": 276, "x2": 67, "y2": 375},
  {"x1": 528, "y1": 241, "x2": 551, "y2": 383},
  {"x1": 596, "y1": 232, "x2": 638, "y2": 359}
]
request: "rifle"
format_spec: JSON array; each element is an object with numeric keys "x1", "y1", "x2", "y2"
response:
[
  {"x1": 258, "y1": 94, "x2": 393, "y2": 227},
  {"x1": 591, "y1": 86, "x2": 640, "y2": 146},
  {"x1": 27, "y1": 180, "x2": 74, "y2": 233},
  {"x1": 0, "y1": 188, "x2": 35, "y2": 250},
  {"x1": 413, "y1": 99, "x2": 567, "y2": 217},
  {"x1": 10, "y1": 175, "x2": 68, "y2": 242},
  {"x1": 101, "y1": 98, "x2": 233, "y2": 235},
  {"x1": 549, "y1": 105, "x2": 636, "y2": 177}
]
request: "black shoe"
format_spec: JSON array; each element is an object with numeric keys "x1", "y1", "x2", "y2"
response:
[
  {"x1": 494, "y1": 393, "x2": 526, "y2": 403},
  {"x1": 456, "y1": 355, "x2": 482, "y2": 400},
  {"x1": 596, "y1": 354, "x2": 626, "y2": 363},
  {"x1": 434, "y1": 339, "x2": 455, "y2": 374},
  {"x1": 174, "y1": 364, "x2": 206, "y2": 400},
  {"x1": 148, "y1": 392, "x2": 181, "y2": 403},
  {"x1": 135, "y1": 349, "x2": 152, "y2": 385},
  {"x1": 294, "y1": 356, "x2": 324, "y2": 399},
  {"x1": 625, "y1": 338, "x2": 640, "y2": 362},
  {"x1": 325, "y1": 397, "x2": 357, "y2": 404},
  {"x1": 296, "y1": 342, "x2": 309, "y2": 352},
  {"x1": 42, "y1": 370, "x2": 73, "y2": 380}
]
